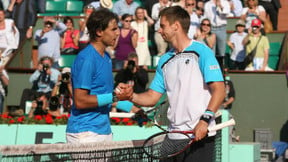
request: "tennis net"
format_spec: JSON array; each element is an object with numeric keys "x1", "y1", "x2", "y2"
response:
[
  {"x1": 0, "y1": 140, "x2": 156, "y2": 162},
  {"x1": 0, "y1": 111, "x2": 229, "y2": 162}
]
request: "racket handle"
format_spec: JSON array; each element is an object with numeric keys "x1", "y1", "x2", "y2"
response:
[{"x1": 208, "y1": 118, "x2": 236, "y2": 132}]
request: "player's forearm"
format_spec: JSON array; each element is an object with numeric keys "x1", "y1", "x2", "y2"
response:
[{"x1": 131, "y1": 89, "x2": 162, "y2": 107}]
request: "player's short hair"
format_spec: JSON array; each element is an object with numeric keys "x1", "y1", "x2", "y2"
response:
[{"x1": 159, "y1": 6, "x2": 190, "y2": 34}]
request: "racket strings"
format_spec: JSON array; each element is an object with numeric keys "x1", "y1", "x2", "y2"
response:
[{"x1": 143, "y1": 133, "x2": 192, "y2": 159}]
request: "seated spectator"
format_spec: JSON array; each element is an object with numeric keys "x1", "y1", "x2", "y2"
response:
[
  {"x1": 19, "y1": 56, "x2": 60, "y2": 112},
  {"x1": 131, "y1": 7, "x2": 154, "y2": 70},
  {"x1": 242, "y1": 19, "x2": 272, "y2": 71},
  {"x1": 227, "y1": 20, "x2": 247, "y2": 70},
  {"x1": 34, "y1": 17, "x2": 67, "y2": 69},
  {"x1": 61, "y1": 16, "x2": 80, "y2": 55},
  {"x1": 114, "y1": 52, "x2": 148, "y2": 93},
  {"x1": 0, "y1": 64, "x2": 8, "y2": 114},
  {"x1": 194, "y1": 18, "x2": 216, "y2": 52},
  {"x1": 51, "y1": 67, "x2": 73, "y2": 114},
  {"x1": 113, "y1": 14, "x2": 138, "y2": 70},
  {"x1": 78, "y1": 5, "x2": 94, "y2": 51},
  {"x1": 240, "y1": 0, "x2": 266, "y2": 31},
  {"x1": 0, "y1": 10, "x2": 19, "y2": 65}
]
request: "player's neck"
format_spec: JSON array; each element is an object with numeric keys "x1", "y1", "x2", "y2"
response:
[
  {"x1": 91, "y1": 41, "x2": 106, "y2": 56},
  {"x1": 173, "y1": 37, "x2": 192, "y2": 53}
]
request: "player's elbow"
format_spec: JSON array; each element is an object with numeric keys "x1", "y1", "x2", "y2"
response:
[{"x1": 74, "y1": 98, "x2": 86, "y2": 109}]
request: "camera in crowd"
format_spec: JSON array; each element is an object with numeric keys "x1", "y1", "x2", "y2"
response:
[
  {"x1": 42, "y1": 64, "x2": 50, "y2": 72},
  {"x1": 49, "y1": 96, "x2": 59, "y2": 111},
  {"x1": 40, "y1": 64, "x2": 50, "y2": 83},
  {"x1": 61, "y1": 72, "x2": 70, "y2": 83},
  {"x1": 59, "y1": 68, "x2": 71, "y2": 95},
  {"x1": 127, "y1": 60, "x2": 136, "y2": 72}
]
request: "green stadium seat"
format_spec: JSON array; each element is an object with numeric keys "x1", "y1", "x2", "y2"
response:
[
  {"x1": 59, "y1": 55, "x2": 77, "y2": 68},
  {"x1": 268, "y1": 42, "x2": 281, "y2": 70},
  {"x1": 269, "y1": 42, "x2": 281, "y2": 56},
  {"x1": 66, "y1": 1, "x2": 84, "y2": 13},
  {"x1": 45, "y1": 1, "x2": 66, "y2": 13}
]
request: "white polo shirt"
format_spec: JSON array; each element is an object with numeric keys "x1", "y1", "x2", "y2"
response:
[{"x1": 150, "y1": 40, "x2": 223, "y2": 136}]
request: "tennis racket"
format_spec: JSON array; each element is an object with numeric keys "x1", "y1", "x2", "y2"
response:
[{"x1": 142, "y1": 118, "x2": 236, "y2": 159}]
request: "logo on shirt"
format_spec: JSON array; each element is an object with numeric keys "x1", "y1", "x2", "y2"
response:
[{"x1": 209, "y1": 65, "x2": 220, "y2": 70}]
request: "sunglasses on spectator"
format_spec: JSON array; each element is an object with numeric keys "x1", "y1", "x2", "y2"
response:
[
  {"x1": 201, "y1": 23, "x2": 211, "y2": 27},
  {"x1": 44, "y1": 25, "x2": 52, "y2": 28},
  {"x1": 125, "y1": 20, "x2": 132, "y2": 23},
  {"x1": 186, "y1": 3, "x2": 195, "y2": 6}
]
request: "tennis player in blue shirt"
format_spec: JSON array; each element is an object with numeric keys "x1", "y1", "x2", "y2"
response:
[{"x1": 66, "y1": 8, "x2": 141, "y2": 144}]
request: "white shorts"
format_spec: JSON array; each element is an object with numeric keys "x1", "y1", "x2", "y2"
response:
[{"x1": 66, "y1": 131, "x2": 113, "y2": 144}]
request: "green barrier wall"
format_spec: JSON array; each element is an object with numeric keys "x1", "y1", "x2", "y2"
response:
[{"x1": 0, "y1": 125, "x2": 163, "y2": 145}]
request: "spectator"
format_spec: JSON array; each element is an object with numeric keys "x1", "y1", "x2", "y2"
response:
[
  {"x1": 0, "y1": 64, "x2": 8, "y2": 114},
  {"x1": 61, "y1": 16, "x2": 80, "y2": 55},
  {"x1": 28, "y1": 92, "x2": 49, "y2": 118},
  {"x1": 240, "y1": 0, "x2": 266, "y2": 31},
  {"x1": 0, "y1": 10, "x2": 19, "y2": 65},
  {"x1": 204, "y1": 0, "x2": 231, "y2": 68},
  {"x1": 79, "y1": 5, "x2": 94, "y2": 51},
  {"x1": 131, "y1": 7, "x2": 154, "y2": 70},
  {"x1": 227, "y1": 0, "x2": 243, "y2": 17},
  {"x1": 194, "y1": 18, "x2": 216, "y2": 51},
  {"x1": 227, "y1": 19, "x2": 247, "y2": 70},
  {"x1": 258, "y1": 0, "x2": 281, "y2": 31},
  {"x1": 222, "y1": 75, "x2": 235, "y2": 110},
  {"x1": 113, "y1": 14, "x2": 138, "y2": 70},
  {"x1": 242, "y1": 19, "x2": 272, "y2": 71},
  {"x1": 143, "y1": 0, "x2": 158, "y2": 17},
  {"x1": 5, "y1": 0, "x2": 36, "y2": 41},
  {"x1": 175, "y1": 0, "x2": 185, "y2": 7},
  {"x1": 19, "y1": 56, "x2": 60, "y2": 112},
  {"x1": 114, "y1": 52, "x2": 149, "y2": 94},
  {"x1": 51, "y1": 67, "x2": 73, "y2": 114},
  {"x1": 112, "y1": 0, "x2": 139, "y2": 19},
  {"x1": 151, "y1": 0, "x2": 174, "y2": 56},
  {"x1": 28, "y1": 92, "x2": 61, "y2": 118},
  {"x1": 195, "y1": 0, "x2": 205, "y2": 18},
  {"x1": 88, "y1": 0, "x2": 113, "y2": 9},
  {"x1": 184, "y1": 0, "x2": 201, "y2": 39},
  {"x1": 34, "y1": 17, "x2": 67, "y2": 68}
]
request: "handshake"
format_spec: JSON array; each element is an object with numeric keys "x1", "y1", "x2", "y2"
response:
[{"x1": 114, "y1": 83, "x2": 134, "y2": 101}]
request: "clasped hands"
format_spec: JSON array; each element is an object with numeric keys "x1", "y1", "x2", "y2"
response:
[{"x1": 114, "y1": 83, "x2": 134, "y2": 101}]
